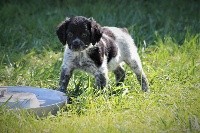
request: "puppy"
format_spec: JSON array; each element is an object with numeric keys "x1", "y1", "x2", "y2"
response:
[{"x1": 56, "y1": 16, "x2": 149, "y2": 94}]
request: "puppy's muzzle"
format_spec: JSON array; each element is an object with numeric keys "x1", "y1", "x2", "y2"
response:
[{"x1": 71, "y1": 38, "x2": 84, "y2": 51}]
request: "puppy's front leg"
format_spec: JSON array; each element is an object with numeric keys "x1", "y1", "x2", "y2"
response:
[
  {"x1": 95, "y1": 74, "x2": 107, "y2": 89},
  {"x1": 59, "y1": 67, "x2": 73, "y2": 93},
  {"x1": 95, "y1": 72, "x2": 108, "y2": 89}
]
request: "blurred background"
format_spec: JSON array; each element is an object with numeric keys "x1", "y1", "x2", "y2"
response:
[{"x1": 0, "y1": 0, "x2": 199, "y2": 50}]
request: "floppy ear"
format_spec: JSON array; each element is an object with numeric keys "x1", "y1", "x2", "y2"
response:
[
  {"x1": 56, "y1": 18, "x2": 70, "y2": 45},
  {"x1": 89, "y1": 18, "x2": 102, "y2": 45}
]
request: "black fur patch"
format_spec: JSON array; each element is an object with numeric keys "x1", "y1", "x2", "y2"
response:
[
  {"x1": 102, "y1": 28, "x2": 118, "y2": 62},
  {"x1": 88, "y1": 28, "x2": 118, "y2": 67},
  {"x1": 102, "y1": 28, "x2": 115, "y2": 40},
  {"x1": 101, "y1": 36, "x2": 117, "y2": 62},
  {"x1": 87, "y1": 43, "x2": 104, "y2": 67},
  {"x1": 90, "y1": 19, "x2": 102, "y2": 45},
  {"x1": 56, "y1": 19, "x2": 70, "y2": 45}
]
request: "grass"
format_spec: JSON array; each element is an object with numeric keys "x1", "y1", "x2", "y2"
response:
[{"x1": 0, "y1": 0, "x2": 200, "y2": 132}]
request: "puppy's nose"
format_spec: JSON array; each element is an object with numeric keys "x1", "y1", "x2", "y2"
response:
[
  {"x1": 72, "y1": 38, "x2": 81, "y2": 50},
  {"x1": 73, "y1": 39, "x2": 80, "y2": 46}
]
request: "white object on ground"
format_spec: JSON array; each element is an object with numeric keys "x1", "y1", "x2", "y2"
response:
[
  {"x1": 0, "y1": 86, "x2": 68, "y2": 117},
  {"x1": 0, "y1": 91, "x2": 40, "y2": 108}
]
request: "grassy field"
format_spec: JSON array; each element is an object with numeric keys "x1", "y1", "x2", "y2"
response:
[{"x1": 0, "y1": 0, "x2": 200, "y2": 132}]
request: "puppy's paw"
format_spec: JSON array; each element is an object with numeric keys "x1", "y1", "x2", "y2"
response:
[
  {"x1": 66, "y1": 97, "x2": 72, "y2": 104},
  {"x1": 58, "y1": 86, "x2": 66, "y2": 93},
  {"x1": 142, "y1": 85, "x2": 150, "y2": 92}
]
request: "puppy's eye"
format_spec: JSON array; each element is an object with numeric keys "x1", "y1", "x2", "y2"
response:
[
  {"x1": 67, "y1": 32, "x2": 73, "y2": 38},
  {"x1": 81, "y1": 33, "x2": 87, "y2": 38}
]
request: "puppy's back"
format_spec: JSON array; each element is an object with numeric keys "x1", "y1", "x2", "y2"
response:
[{"x1": 102, "y1": 27, "x2": 137, "y2": 58}]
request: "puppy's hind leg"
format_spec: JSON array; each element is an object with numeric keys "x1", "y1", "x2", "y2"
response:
[
  {"x1": 113, "y1": 64, "x2": 125, "y2": 86},
  {"x1": 125, "y1": 53, "x2": 149, "y2": 92}
]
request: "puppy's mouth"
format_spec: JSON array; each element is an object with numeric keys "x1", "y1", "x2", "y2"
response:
[{"x1": 70, "y1": 45, "x2": 81, "y2": 51}]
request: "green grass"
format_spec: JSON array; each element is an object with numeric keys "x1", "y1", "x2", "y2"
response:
[{"x1": 0, "y1": 0, "x2": 200, "y2": 132}]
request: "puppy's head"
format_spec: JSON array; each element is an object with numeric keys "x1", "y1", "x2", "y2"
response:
[{"x1": 56, "y1": 16, "x2": 102, "y2": 51}]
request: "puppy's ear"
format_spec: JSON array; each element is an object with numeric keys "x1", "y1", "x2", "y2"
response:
[
  {"x1": 89, "y1": 18, "x2": 102, "y2": 45},
  {"x1": 56, "y1": 17, "x2": 70, "y2": 45}
]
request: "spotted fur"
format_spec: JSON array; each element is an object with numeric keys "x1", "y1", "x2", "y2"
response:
[{"x1": 56, "y1": 16, "x2": 149, "y2": 94}]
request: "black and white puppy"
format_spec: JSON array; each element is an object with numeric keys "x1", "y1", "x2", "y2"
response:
[{"x1": 56, "y1": 16, "x2": 149, "y2": 93}]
